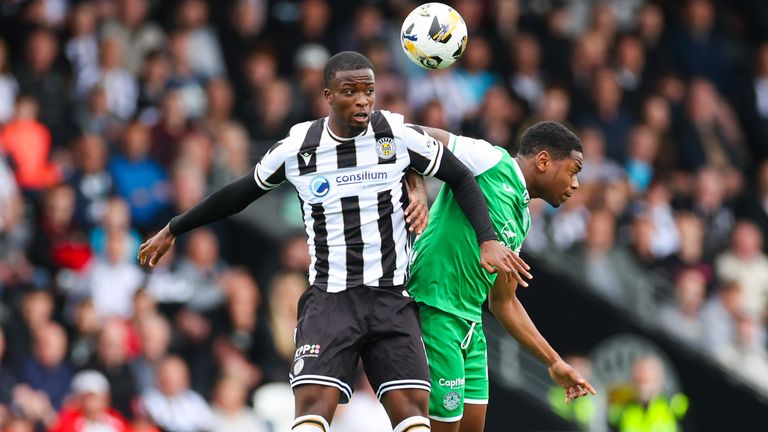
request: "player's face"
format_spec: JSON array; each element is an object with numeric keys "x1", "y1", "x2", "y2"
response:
[
  {"x1": 325, "y1": 68, "x2": 375, "y2": 137},
  {"x1": 544, "y1": 150, "x2": 583, "y2": 207}
]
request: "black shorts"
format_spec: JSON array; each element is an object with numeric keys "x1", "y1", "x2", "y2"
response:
[{"x1": 289, "y1": 285, "x2": 430, "y2": 403}]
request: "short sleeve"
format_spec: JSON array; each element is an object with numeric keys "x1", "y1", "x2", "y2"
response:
[
  {"x1": 253, "y1": 139, "x2": 289, "y2": 191},
  {"x1": 447, "y1": 134, "x2": 503, "y2": 176},
  {"x1": 403, "y1": 124, "x2": 445, "y2": 177}
]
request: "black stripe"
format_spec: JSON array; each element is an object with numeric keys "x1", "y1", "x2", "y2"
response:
[
  {"x1": 336, "y1": 140, "x2": 357, "y2": 168},
  {"x1": 311, "y1": 203, "x2": 329, "y2": 289},
  {"x1": 372, "y1": 111, "x2": 397, "y2": 165},
  {"x1": 265, "y1": 163, "x2": 286, "y2": 186},
  {"x1": 406, "y1": 124, "x2": 425, "y2": 134},
  {"x1": 341, "y1": 196, "x2": 364, "y2": 287},
  {"x1": 377, "y1": 190, "x2": 396, "y2": 287},
  {"x1": 408, "y1": 149, "x2": 432, "y2": 174},
  {"x1": 298, "y1": 118, "x2": 325, "y2": 175}
]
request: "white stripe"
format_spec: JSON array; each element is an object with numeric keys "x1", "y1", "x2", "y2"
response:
[
  {"x1": 377, "y1": 384, "x2": 431, "y2": 399},
  {"x1": 390, "y1": 186, "x2": 409, "y2": 285},
  {"x1": 290, "y1": 377, "x2": 352, "y2": 400},
  {"x1": 303, "y1": 200, "x2": 318, "y2": 286},
  {"x1": 290, "y1": 374, "x2": 353, "y2": 394},
  {"x1": 425, "y1": 140, "x2": 444, "y2": 177},
  {"x1": 376, "y1": 379, "x2": 432, "y2": 399},
  {"x1": 429, "y1": 414, "x2": 463, "y2": 422},
  {"x1": 253, "y1": 167, "x2": 271, "y2": 190},
  {"x1": 463, "y1": 398, "x2": 489, "y2": 405}
]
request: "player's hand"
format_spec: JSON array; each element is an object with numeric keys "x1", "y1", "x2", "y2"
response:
[
  {"x1": 548, "y1": 360, "x2": 597, "y2": 405},
  {"x1": 405, "y1": 188, "x2": 429, "y2": 235},
  {"x1": 138, "y1": 224, "x2": 176, "y2": 268},
  {"x1": 479, "y1": 240, "x2": 532, "y2": 287}
]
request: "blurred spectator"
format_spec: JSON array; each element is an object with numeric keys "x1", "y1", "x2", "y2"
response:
[
  {"x1": 136, "y1": 51, "x2": 170, "y2": 123},
  {"x1": 109, "y1": 122, "x2": 171, "y2": 232},
  {"x1": 245, "y1": 78, "x2": 296, "y2": 143},
  {"x1": 455, "y1": 34, "x2": 498, "y2": 111},
  {"x1": 624, "y1": 124, "x2": 659, "y2": 194},
  {"x1": 571, "y1": 209, "x2": 654, "y2": 313},
  {"x1": 69, "y1": 299, "x2": 100, "y2": 369},
  {"x1": 659, "y1": 211, "x2": 713, "y2": 285},
  {"x1": 0, "y1": 39, "x2": 18, "y2": 124},
  {"x1": 716, "y1": 314, "x2": 768, "y2": 393},
  {"x1": 670, "y1": 0, "x2": 729, "y2": 89},
  {"x1": 578, "y1": 127, "x2": 624, "y2": 185},
  {"x1": 20, "y1": 321, "x2": 73, "y2": 409},
  {"x1": 569, "y1": 31, "x2": 608, "y2": 114},
  {"x1": 76, "y1": 85, "x2": 125, "y2": 145},
  {"x1": 700, "y1": 281, "x2": 743, "y2": 357},
  {"x1": 210, "y1": 376, "x2": 268, "y2": 432},
  {"x1": 165, "y1": 30, "x2": 207, "y2": 119},
  {"x1": 509, "y1": 33, "x2": 545, "y2": 112},
  {"x1": 64, "y1": 2, "x2": 99, "y2": 80},
  {"x1": 89, "y1": 197, "x2": 142, "y2": 262},
  {"x1": 150, "y1": 90, "x2": 194, "y2": 168},
  {"x1": 69, "y1": 134, "x2": 112, "y2": 229},
  {"x1": 201, "y1": 78, "x2": 235, "y2": 138},
  {"x1": 29, "y1": 184, "x2": 92, "y2": 273},
  {"x1": 549, "y1": 185, "x2": 591, "y2": 251},
  {"x1": 274, "y1": 0, "x2": 335, "y2": 71},
  {"x1": 408, "y1": 68, "x2": 473, "y2": 129},
  {"x1": 80, "y1": 230, "x2": 144, "y2": 319},
  {"x1": 739, "y1": 160, "x2": 768, "y2": 245},
  {"x1": 141, "y1": 356, "x2": 213, "y2": 432},
  {"x1": 4, "y1": 290, "x2": 54, "y2": 371},
  {"x1": 176, "y1": 0, "x2": 225, "y2": 79},
  {"x1": 674, "y1": 79, "x2": 745, "y2": 172},
  {"x1": 0, "y1": 193, "x2": 33, "y2": 293},
  {"x1": 292, "y1": 43, "x2": 331, "y2": 118},
  {"x1": 686, "y1": 167, "x2": 735, "y2": 259},
  {"x1": 176, "y1": 228, "x2": 226, "y2": 313},
  {"x1": 76, "y1": 38, "x2": 138, "y2": 121},
  {"x1": 219, "y1": 0, "x2": 267, "y2": 91},
  {"x1": 49, "y1": 370, "x2": 129, "y2": 432},
  {"x1": 738, "y1": 42, "x2": 768, "y2": 162},
  {"x1": 210, "y1": 123, "x2": 250, "y2": 189},
  {"x1": 130, "y1": 314, "x2": 171, "y2": 394},
  {"x1": 640, "y1": 182, "x2": 679, "y2": 260},
  {"x1": 266, "y1": 272, "x2": 307, "y2": 381},
  {"x1": 715, "y1": 221, "x2": 768, "y2": 318},
  {"x1": 0, "y1": 95, "x2": 60, "y2": 191},
  {"x1": 641, "y1": 95, "x2": 676, "y2": 170},
  {"x1": 608, "y1": 355, "x2": 688, "y2": 431},
  {"x1": 13, "y1": 28, "x2": 74, "y2": 144},
  {"x1": 577, "y1": 68, "x2": 633, "y2": 163},
  {"x1": 613, "y1": 34, "x2": 647, "y2": 110},
  {"x1": 461, "y1": 85, "x2": 522, "y2": 151},
  {"x1": 279, "y1": 235, "x2": 310, "y2": 274},
  {"x1": 101, "y1": 0, "x2": 166, "y2": 75},
  {"x1": 658, "y1": 268, "x2": 707, "y2": 346},
  {"x1": 86, "y1": 318, "x2": 138, "y2": 419}
]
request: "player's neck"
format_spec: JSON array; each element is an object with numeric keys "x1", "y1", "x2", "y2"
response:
[{"x1": 327, "y1": 117, "x2": 366, "y2": 140}]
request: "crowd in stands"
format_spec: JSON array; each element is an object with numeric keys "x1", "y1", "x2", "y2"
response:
[{"x1": 1, "y1": 0, "x2": 768, "y2": 430}]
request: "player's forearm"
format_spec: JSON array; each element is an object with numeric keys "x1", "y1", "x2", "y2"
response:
[
  {"x1": 490, "y1": 295, "x2": 562, "y2": 367},
  {"x1": 405, "y1": 170, "x2": 426, "y2": 197},
  {"x1": 433, "y1": 152, "x2": 497, "y2": 243},
  {"x1": 169, "y1": 168, "x2": 266, "y2": 236}
]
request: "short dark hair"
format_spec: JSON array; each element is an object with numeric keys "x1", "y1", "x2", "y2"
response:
[
  {"x1": 518, "y1": 121, "x2": 582, "y2": 160},
  {"x1": 323, "y1": 51, "x2": 375, "y2": 87}
]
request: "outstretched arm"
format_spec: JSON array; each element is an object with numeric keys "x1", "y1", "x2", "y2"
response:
[
  {"x1": 138, "y1": 169, "x2": 268, "y2": 267},
  {"x1": 489, "y1": 275, "x2": 597, "y2": 403}
]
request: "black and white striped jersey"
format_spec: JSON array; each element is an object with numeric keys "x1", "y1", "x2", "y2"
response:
[{"x1": 253, "y1": 110, "x2": 444, "y2": 293}]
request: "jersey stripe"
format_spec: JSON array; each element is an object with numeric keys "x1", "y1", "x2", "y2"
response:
[
  {"x1": 310, "y1": 203, "x2": 329, "y2": 289},
  {"x1": 336, "y1": 140, "x2": 358, "y2": 168},
  {"x1": 377, "y1": 190, "x2": 396, "y2": 285},
  {"x1": 372, "y1": 112, "x2": 396, "y2": 165},
  {"x1": 341, "y1": 196, "x2": 364, "y2": 287},
  {"x1": 298, "y1": 118, "x2": 324, "y2": 175}
]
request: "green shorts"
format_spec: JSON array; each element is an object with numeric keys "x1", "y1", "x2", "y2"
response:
[{"x1": 419, "y1": 303, "x2": 489, "y2": 422}]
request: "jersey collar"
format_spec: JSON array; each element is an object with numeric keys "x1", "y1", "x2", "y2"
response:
[
  {"x1": 511, "y1": 158, "x2": 531, "y2": 206},
  {"x1": 325, "y1": 118, "x2": 368, "y2": 143}
]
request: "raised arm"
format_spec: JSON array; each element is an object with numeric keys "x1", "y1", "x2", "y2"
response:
[
  {"x1": 139, "y1": 138, "x2": 289, "y2": 267},
  {"x1": 489, "y1": 276, "x2": 597, "y2": 403}
]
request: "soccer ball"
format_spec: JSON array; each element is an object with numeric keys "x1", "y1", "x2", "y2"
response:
[{"x1": 400, "y1": 2, "x2": 468, "y2": 70}]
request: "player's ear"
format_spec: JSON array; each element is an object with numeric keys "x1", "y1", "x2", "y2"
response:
[
  {"x1": 535, "y1": 150, "x2": 550, "y2": 172},
  {"x1": 323, "y1": 88, "x2": 332, "y2": 105}
]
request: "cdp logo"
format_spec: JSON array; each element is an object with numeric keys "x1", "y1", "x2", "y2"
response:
[{"x1": 309, "y1": 176, "x2": 330, "y2": 197}]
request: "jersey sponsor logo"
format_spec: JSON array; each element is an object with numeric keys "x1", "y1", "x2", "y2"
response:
[
  {"x1": 438, "y1": 377, "x2": 465, "y2": 389},
  {"x1": 295, "y1": 343, "x2": 321, "y2": 360},
  {"x1": 502, "y1": 183, "x2": 514, "y2": 193},
  {"x1": 376, "y1": 137, "x2": 397, "y2": 159},
  {"x1": 335, "y1": 171, "x2": 388, "y2": 186},
  {"x1": 443, "y1": 391, "x2": 461, "y2": 410},
  {"x1": 293, "y1": 358, "x2": 304, "y2": 375},
  {"x1": 309, "y1": 176, "x2": 330, "y2": 197}
]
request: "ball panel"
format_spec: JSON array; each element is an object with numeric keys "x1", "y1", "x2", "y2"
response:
[{"x1": 400, "y1": 2, "x2": 468, "y2": 70}]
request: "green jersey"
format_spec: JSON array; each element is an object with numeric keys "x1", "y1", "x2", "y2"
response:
[{"x1": 407, "y1": 135, "x2": 531, "y2": 322}]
